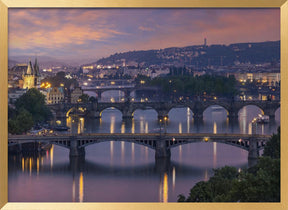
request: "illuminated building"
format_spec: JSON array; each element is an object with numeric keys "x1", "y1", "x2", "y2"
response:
[
  {"x1": 22, "y1": 58, "x2": 41, "y2": 89},
  {"x1": 47, "y1": 87, "x2": 65, "y2": 104}
]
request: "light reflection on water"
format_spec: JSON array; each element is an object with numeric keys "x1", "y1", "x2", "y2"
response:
[{"x1": 8, "y1": 105, "x2": 280, "y2": 202}]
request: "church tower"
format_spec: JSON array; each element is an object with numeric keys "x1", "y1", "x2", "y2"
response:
[
  {"x1": 22, "y1": 58, "x2": 41, "y2": 89},
  {"x1": 34, "y1": 58, "x2": 41, "y2": 86}
]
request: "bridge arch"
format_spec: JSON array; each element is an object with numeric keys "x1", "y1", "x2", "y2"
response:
[
  {"x1": 66, "y1": 106, "x2": 88, "y2": 117},
  {"x1": 203, "y1": 105, "x2": 229, "y2": 120},
  {"x1": 167, "y1": 107, "x2": 193, "y2": 121},
  {"x1": 99, "y1": 106, "x2": 123, "y2": 118},
  {"x1": 238, "y1": 105, "x2": 264, "y2": 120},
  {"x1": 78, "y1": 139, "x2": 156, "y2": 150},
  {"x1": 275, "y1": 107, "x2": 280, "y2": 121},
  {"x1": 168, "y1": 139, "x2": 250, "y2": 151},
  {"x1": 100, "y1": 90, "x2": 126, "y2": 102},
  {"x1": 66, "y1": 107, "x2": 76, "y2": 117},
  {"x1": 132, "y1": 108, "x2": 158, "y2": 120}
]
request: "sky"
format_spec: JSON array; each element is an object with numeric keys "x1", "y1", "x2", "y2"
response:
[{"x1": 8, "y1": 8, "x2": 280, "y2": 64}]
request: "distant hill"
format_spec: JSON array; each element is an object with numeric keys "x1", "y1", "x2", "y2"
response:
[
  {"x1": 8, "y1": 56, "x2": 72, "y2": 69},
  {"x1": 8, "y1": 60, "x2": 19, "y2": 68},
  {"x1": 89, "y1": 41, "x2": 280, "y2": 68}
]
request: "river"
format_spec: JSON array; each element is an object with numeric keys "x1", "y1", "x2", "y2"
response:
[{"x1": 8, "y1": 95, "x2": 280, "y2": 202}]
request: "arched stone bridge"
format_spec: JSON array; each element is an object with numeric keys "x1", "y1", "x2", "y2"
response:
[
  {"x1": 8, "y1": 133, "x2": 270, "y2": 161},
  {"x1": 48, "y1": 99, "x2": 280, "y2": 121},
  {"x1": 82, "y1": 86, "x2": 159, "y2": 99}
]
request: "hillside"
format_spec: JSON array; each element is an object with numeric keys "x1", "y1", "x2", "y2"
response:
[{"x1": 90, "y1": 41, "x2": 280, "y2": 68}]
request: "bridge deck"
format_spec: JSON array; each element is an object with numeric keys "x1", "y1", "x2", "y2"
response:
[{"x1": 8, "y1": 133, "x2": 271, "y2": 142}]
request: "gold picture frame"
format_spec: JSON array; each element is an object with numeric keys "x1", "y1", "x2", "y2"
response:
[{"x1": 1, "y1": 0, "x2": 287, "y2": 209}]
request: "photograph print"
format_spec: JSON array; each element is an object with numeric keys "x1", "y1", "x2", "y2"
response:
[{"x1": 7, "y1": 8, "x2": 280, "y2": 202}]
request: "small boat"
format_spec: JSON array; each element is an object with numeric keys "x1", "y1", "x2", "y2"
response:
[
  {"x1": 254, "y1": 114, "x2": 269, "y2": 124},
  {"x1": 149, "y1": 127, "x2": 165, "y2": 133},
  {"x1": 53, "y1": 125, "x2": 70, "y2": 131},
  {"x1": 211, "y1": 106, "x2": 224, "y2": 112}
]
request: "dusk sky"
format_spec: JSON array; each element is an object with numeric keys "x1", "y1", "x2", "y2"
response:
[{"x1": 9, "y1": 8, "x2": 280, "y2": 64}]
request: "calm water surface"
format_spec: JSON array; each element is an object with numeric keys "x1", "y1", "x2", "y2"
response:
[{"x1": 8, "y1": 101, "x2": 280, "y2": 202}]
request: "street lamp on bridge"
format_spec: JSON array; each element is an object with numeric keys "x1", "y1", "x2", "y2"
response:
[{"x1": 159, "y1": 116, "x2": 168, "y2": 136}]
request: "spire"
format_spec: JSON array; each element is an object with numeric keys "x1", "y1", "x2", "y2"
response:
[
  {"x1": 34, "y1": 57, "x2": 39, "y2": 76},
  {"x1": 26, "y1": 60, "x2": 33, "y2": 75}
]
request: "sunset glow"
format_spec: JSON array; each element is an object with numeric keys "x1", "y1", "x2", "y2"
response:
[{"x1": 8, "y1": 8, "x2": 279, "y2": 64}]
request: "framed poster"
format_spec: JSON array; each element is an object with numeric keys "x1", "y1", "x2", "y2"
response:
[{"x1": 1, "y1": 0, "x2": 288, "y2": 209}]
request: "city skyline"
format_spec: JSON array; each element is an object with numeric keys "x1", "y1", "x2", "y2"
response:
[{"x1": 9, "y1": 8, "x2": 280, "y2": 64}]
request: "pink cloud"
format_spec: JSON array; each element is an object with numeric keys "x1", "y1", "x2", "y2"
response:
[
  {"x1": 8, "y1": 8, "x2": 280, "y2": 61},
  {"x1": 138, "y1": 26, "x2": 155, "y2": 32}
]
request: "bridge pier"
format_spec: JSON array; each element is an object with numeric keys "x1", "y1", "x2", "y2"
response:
[
  {"x1": 122, "y1": 115, "x2": 133, "y2": 120},
  {"x1": 122, "y1": 105, "x2": 134, "y2": 120},
  {"x1": 96, "y1": 91, "x2": 102, "y2": 99},
  {"x1": 228, "y1": 115, "x2": 238, "y2": 122},
  {"x1": 124, "y1": 90, "x2": 131, "y2": 99},
  {"x1": 262, "y1": 103, "x2": 279, "y2": 122},
  {"x1": 69, "y1": 136, "x2": 85, "y2": 157},
  {"x1": 269, "y1": 114, "x2": 276, "y2": 122},
  {"x1": 69, "y1": 156, "x2": 85, "y2": 172},
  {"x1": 157, "y1": 110, "x2": 169, "y2": 121},
  {"x1": 227, "y1": 109, "x2": 238, "y2": 122},
  {"x1": 193, "y1": 113, "x2": 203, "y2": 121},
  {"x1": 89, "y1": 110, "x2": 101, "y2": 119},
  {"x1": 155, "y1": 137, "x2": 171, "y2": 159},
  {"x1": 264, "y1": 112, "x2": 276, "y2": 122},
  {"x1": 158, "y1": 115, "x2": 169, "y2": 122},
  {"x1": 155, "y1": 157, "x2": 171, "y2": 173}
]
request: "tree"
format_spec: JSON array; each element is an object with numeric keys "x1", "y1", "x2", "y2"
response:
[
  {"x1": 145, "y1": 75, "x2": 238, "y2": 99},
  {"x1": 178, "y1": 166, "x2": 238, "y2": 202},
  {"x1": 8, "y1": 108, "x2": 34, "y2": 134},
  {"x1": 263, "y1": 127, "x2": 280, "y2": 159},
  {"x1": 223, "y1": 157, "x2": 280, "y2": 202},
  {"x1": 184, "y1": 181, "x2": 213, "y2": 202},
  {"x1": 178, "y1": 128, "x2": 280, "y2": 202},
  {"x1": 15, "y1": 88, "x2": 52, "y2": 123}
]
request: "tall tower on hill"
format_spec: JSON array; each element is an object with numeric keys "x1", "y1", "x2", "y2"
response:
[{"x1": 22, "y1": 58, "x2": 41, "y2": 89}]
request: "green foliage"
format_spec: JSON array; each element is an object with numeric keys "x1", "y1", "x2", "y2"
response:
[
  {"x1": 95, "y1": 41, "x2": 279, "y2": 67},
  {"x1": 263, "y1": 127, "x2": 280, "y2": 159},
  {"x1": 222, "y1": 157, "x2": 280, "y2": 202},
  {"x1": 97, "y1": 50, "x2": 162, "y2": 66},
  {"x1": 186, "y1": 181, "x2": 213, "y2": 202},
  {"x1": 178, "y1": 166, "x2": 238, "y2": 202},
  {"x1": 178, "y1": 128, "x2": 280, "y2": 202},
  {"x1": 15, "y1": 88, "x2": 52, "y2": 123},
  {"x1": 9, "y1": 89, "x2": 52, "y2": 134},
  {"x1": 8, "y1": 106, "x2": 17, "y2": 119},
  {"x1": 8, "y1": 108, "x2": 34, "y2": 134},
  {"x1": 147, "y1": 75, "x2": 238, "y2": 98}
]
